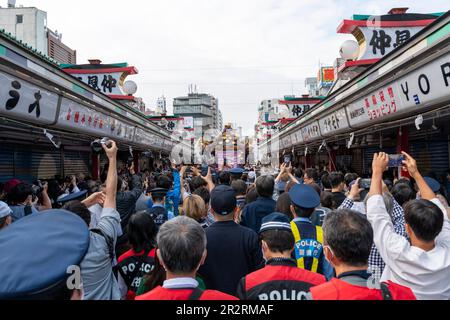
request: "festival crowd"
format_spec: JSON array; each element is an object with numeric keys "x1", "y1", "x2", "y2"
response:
[{"x1": 0, "y1": 140, "x2": 449, "y2": 300}]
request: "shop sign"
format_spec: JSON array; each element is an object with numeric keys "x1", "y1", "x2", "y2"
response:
[
  {"x1": 359, "y1": 27, "x2": 423, "y2": 60},
  {"x1": 301, "y1": 121, "x2": 321, "y2": 142},
  {"x1": 0, "y1": 71, "x2": 58, "y2": 125},
  {"x1": 319, "y1": 108, "x2": 349, "y2": 135},
  {"x1": 346, "y1": 55, "x2": 450, "y2": 127},
  {"x1": 57, "y1": 98, "x2": 134, "y2": 141}
]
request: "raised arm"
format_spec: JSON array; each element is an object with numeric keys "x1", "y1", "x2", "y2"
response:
[
  {"x1": 201, "y1": 167, "x2": 215, "y2": 192},
  {"x1": 103, "y1": 140, "x2": 118, "y2": 209},
  {"x1": 401, "y1": 151, "x2": 435, "y2": 200}
]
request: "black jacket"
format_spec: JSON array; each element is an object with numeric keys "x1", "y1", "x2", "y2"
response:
[
  {"x1": 198, "y1": 220, "x2": 264, "y2": 295},
  {"x1": 116, "y1": 174, "x2": 142, "y2": 231},
  {"x1": 241, "y1": 197, "x2": 276, "y2": 233}
]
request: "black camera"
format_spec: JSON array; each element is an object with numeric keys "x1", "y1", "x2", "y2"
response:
[
  {"x1": 31, "y1": 180, "x2": 44, "y2": 197},
  {"x1": 91, "y1": 137, "x2": 111, "y2": 154}
]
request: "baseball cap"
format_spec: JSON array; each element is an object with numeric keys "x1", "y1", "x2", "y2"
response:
[
  {"x1": 423, "y1": 177, "x2": 440, "y2": 193},
  {"x1": 0, "y1": 201, "x2": 12, "y2": 219},
  {"x1": 259, "y1": 212, "x2": 292, "y2": 234},
  {"x1": 4, "y1": 179, "x2": 21, "y2": 194},
  {"x1": 210, "y1": 185, "x2": 237, "y2": 215}
]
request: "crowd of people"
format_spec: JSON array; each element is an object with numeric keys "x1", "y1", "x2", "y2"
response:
[{"x1": 0, "y1": 140, "x2": 449, "y2": 300}]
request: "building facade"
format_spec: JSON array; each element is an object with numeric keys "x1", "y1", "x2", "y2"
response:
[
  {"x1": 0, "y1": 5, "x2": 76, "y2": 64},
  {"x1": 173, "y1": 92, "x2": 221, "y2": 138}
]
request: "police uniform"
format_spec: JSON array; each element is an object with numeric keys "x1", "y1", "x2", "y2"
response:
[
  {"x1": 289, "y1": 184, "x2": 328, "y2": 276},
  {"x1": 117, "y1": 247, "x2": 156, "y2": 300},
  {"x1": 236, "y1": 213, "x2": 326, "y2": 300},
  {"x1": 310, "y1": 270, "x2": 416, "y2": 300},
  {"x1": 229, "y1": 167, "x2": 245, "y2": 180},
  {"x1": 146, "y1": 188, "x2": 169, "y2": 227},
  {"x1": 58, "y1": 190, "x2": 88, "y2": 204},
  {"x1": 0, "y1": 210, "x2": 90, "y2": 299}
]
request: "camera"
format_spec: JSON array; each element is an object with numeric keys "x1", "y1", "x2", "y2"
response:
[
  {"x1": 201, "y1": 164, "x2": 209, "y2": 177},
  {"x1": 91, "y1": 137, "x2": 111, "y2": 154},
  {"x1": 31, "y1": 180, "x2": 44, "y2": 199}
]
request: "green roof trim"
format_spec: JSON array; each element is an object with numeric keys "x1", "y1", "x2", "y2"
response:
[
  {"x1": 72, "y1": 84, "x2": 85, "y2": 95},
  {"x1": 0, "y1": 28, "x2": 60, "y2": 66},
  {"x1": 351, "y1": 12, "x2": 445, "y2": 21},
  {"x1": 427, "y1": 21, "x2": 450, "y2": 45},
  {"x1": 0, "y1": 44, "x2": 6, "y2": 57}
]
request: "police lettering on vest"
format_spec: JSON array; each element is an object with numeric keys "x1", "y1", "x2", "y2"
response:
[{"x1": 117, "y1": 248, "x2": 156, "y2": 300}]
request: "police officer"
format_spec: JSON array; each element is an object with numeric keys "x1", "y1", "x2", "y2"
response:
[
  {"x1": 146, "y1": 188, "x2": 171, "y2": 227},
  {"x1": 309, "y1": 209, "x2": 416, "y2": 300},
  {"x1": 236, "y1": 213, "x2": 326, "y2": 300},
  {"x1": 229, "y1": 167, "x2": 245, "y2": 182},
  {"x1": 0, "y1": 209, "x2": 90, "y2": 299},
  {"x1": 289, "y1": 184, "x2": 333, "y2": 279}
]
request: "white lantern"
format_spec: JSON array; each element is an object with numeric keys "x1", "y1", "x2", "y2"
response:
[
  {"x1": 339, "y1": 40, "x2": 360, "y2": 61},
  {"x1": 123, "y1": 80, "x2": 138, "y2": 95}
]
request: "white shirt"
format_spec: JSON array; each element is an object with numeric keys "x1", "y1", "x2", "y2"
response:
[
  {"x1": 367, "y1": 195, "x2": 450, "y2": 300},
  {"x1": 162, "y1": 277, "x2": 199, "y2": 289}
]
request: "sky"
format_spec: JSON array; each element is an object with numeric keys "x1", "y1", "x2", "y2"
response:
[{"x1": 7, "y1": 0, "x2": 449, "y2": 135}]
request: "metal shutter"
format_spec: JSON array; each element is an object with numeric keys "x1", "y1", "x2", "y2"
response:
[
  {"x1": 13, "y1": 146, "x2": 62, "y2": 181},
  {"x1": 410, "y1": 139, "x2": 449, "y2": 181},
  {"x1": 0, "y1": 144, "x2": 14, "y2": 182},
  {"x1": 63, "y1": 150, "x2": 90, "y2": 177},
  {"x1": 352, "y1": 148, "x2": 363, "y2": 175}
]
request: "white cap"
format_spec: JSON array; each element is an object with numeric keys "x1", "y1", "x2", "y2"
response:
[{"x1": 0, "y1": 201, "x2": 12, "y2": 219}]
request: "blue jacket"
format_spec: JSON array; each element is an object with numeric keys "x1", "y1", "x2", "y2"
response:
[
  {"x1": 147, "y1": 169, "x2": 181, "y2": 216},
  {"x1": 241, "y1": 196, "x2": 276, "y2": 234}
]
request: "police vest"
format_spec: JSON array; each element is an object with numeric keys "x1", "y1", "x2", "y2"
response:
[
  {"x1": 236, "y1": 259, "x2": 326, "y2": 300},
  {"x1": 117, "y1": 247, "x2": 156, "y2": 300},
  {"x1": 310, "y1": 278, "x2": 416, "y2": 300},
  {"x1": 290, "y1": 220, "x2": 324, "y2": 274},
  {"x1": 147, "y1": 206, "x2": 168, "y2": 227}
]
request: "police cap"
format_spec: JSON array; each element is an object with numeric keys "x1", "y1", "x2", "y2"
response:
[
  {"x1": 288, "y1": 183, "x2": 320, "y2": 209},
  {"x1": 0, "y1": 210, "x2": 90, "y2": 299}
]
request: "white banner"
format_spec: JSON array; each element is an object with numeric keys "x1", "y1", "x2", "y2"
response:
[{"x1": 0, "y1": 71, "x2": 59, "y2": 125}]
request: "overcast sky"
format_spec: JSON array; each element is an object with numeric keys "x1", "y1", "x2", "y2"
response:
[{"x1": 9, "y1": 0, "x2": 449, "y2": 135}]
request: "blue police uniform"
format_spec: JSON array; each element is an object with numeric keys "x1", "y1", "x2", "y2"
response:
[
  {"x1": 0, "y1": 210, "x2": 90, "y2": 299},
  {"x1": 288, "y1": 184, "x2": 333, "y2": 280}
]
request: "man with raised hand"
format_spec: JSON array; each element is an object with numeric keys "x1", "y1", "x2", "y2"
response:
[{"x1": 366, "y1": 152, "x2": 450, "y2": 300}]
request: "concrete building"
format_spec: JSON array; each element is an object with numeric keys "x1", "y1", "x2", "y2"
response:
[
  {"x1": 305, "y1": 77, "x2": 319, "y2": 97},
  {"x1": 173, "y1": 92, "x2": 221, "y2": 138},
  {"x1": 0, "y1": 5, "x2": 76, "y2": 64}
]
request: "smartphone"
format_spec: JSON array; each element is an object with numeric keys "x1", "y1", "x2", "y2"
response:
[
  {"x1": 388, "y1": 154, "x2": 405, "y2": 167},
  {"x1": 201, "y1": 164, "x2": 209, "y2": 177},
  {"x1": 359, "y1": 179, "x2": 372, "y2": 190},
  {"x1": 284, "y1": 155, "x2": 291, "y2": 165}
]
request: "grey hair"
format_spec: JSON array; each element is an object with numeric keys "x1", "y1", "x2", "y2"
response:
[
  {"x1": 364, "y1": 192, "x2": 394, "y2": 219},
  {"x1": 157, "y1": 216, "x2": 207, "y2": 274}
]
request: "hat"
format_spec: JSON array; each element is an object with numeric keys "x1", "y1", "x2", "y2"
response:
[
  {"x1": 259, "y1": 213, "x2": 292, "y2": 234},
  {"x1": 288, "y1": 184, "x2": 320, "y2": 209},
  {"x1": 0, "y1": 210, "x2": 90, "y2": 299},
  {"x1": 229, "y1": 167, "x2": 245, "y2": 175},
  {"x1": 150, "y1": 188, "x2": 169, "y2": 198},
  {"x1": 0, "y1": 201, "x2": 12, "y2": 219},
  {"x1": 423, "y1": 177, "x2": 440, "y2": 193},
  {"x1": 211, "y1": 185, "x2": 237, "y2": 215},
  {"x1": 248, "y1": 171, "x2": 256, "y2": 180},
  {"x1": 4, "y1": 179, "x2": 21, "y2": 194},
  {"x1": 58, "y1": 190, "x2": 88, "y2": 204}
]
